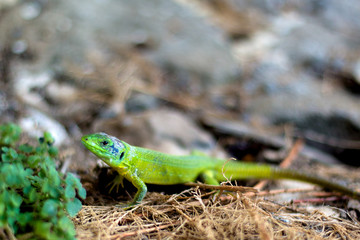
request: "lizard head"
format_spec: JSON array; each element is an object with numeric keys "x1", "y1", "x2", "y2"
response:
[{"x1": 81, "y1": 132, "x2": 127, "y2": 168}]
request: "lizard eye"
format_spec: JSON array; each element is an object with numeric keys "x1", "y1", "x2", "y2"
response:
[
  {"x1": 119, "y1": 151, "x2": 124, "y2": 160},
  {"x1": 101, "y1": 140, "x2": 109, "y2": 146}
]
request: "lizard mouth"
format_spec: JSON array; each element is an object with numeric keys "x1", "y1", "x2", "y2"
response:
[
  {"x1": 81, "y1": 136, "x2": 110, "y2": 157},
  {"x1": 81, "y1": 136, "x2": 94, "y2": 149},
  {"x1": 81, "y1": 136, "x2": 89, "y2": 144}
]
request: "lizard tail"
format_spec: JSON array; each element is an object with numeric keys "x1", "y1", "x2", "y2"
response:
[
  {"x1": 217, "y1": 161, "x2": 359, "y2": 200},
  {"x1": 270, "y1": 167, "x2": 360, "y2": 200}
]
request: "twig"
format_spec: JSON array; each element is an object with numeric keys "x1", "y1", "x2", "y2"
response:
[
  {"x1": 243, "y1": 187, "x2": 316, "y2": 198},
  {"x1": 291, "y1": 196, "x2": 346, "y2": 204},
  {"x1": 296, "y1": 130, "x2": 360, "y2": 150},
  {"x1": 242, "y1": 197, "x2": 272, "y2": 240},
  {"x1": 174, "y1": 207, "x2": 193, "y2": 222},
  {"x1": 280, "y1": 139, "x2": 304, "y2": 168},
  {"x1": 184, "y1": 182, "x2": 257, "y2": 193},
  {"x1": 113, "y1": 222, "x2": 176, "y2": 239},
  {"x1": 3, "y1": 224, "x2": 16, "y2": 240}
]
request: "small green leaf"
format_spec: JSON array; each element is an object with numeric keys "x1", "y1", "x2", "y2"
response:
[
  {"x1": 19, "y1": 144, "x2": 34, "y2": 153},
  {"x1": 66, "y1": 198, "x2": 82, "y2": 217},
  {"x1": 0, "y1": 202, "x2": 4, "y2": 215},
  {"x1": 28, "y1": 188, "x2": 38, "y2": 202},
  {"x1": 4, "y1": 164, "x2": 26, "y2": 187},
  {"x1": 17, "y1": 153, "x2": 27, "y2": 163},
  {"x1": 48, "y1": 146, "x2": 58, "y2": 157},
  {"x1": 41, "y1": 180, "x2": 51, "y2": 194},
  {"x1": 18, "y1": 212, "x2": 33, "y2": 227},
  {"x1": 6, "y1": 205, "x2": 20, "y2": 226},
  {"x1": 41, "y1": 199, "x2": 59, "y2": 218},
  {"x1": 23, "y1": 185, "x2": 31, "y2": 195},
  {"x1": 27, "y1": 155, "x2": 41, "y2": 168},
  {"x1": 24, "y1": 168, "x2": 33, "y2": 177},
  {"x1": 0, "y1": 123, "x2": 21, "y2": 146},
  {"x1": 65, "y1": 173, "x2": 76, "y2": 185},
  {"x1": 6, "y1": 217, "x2": 17, "y2": 233},
  {"x1": 35, "y1": 146, "x2": 43, "y2": 154},
  {"x1": 70, "y1": 174, "x2": 87, "y2": 199},
  {"x1": 58, "y1": 216, "x2": 76, "y2": 236},
  {"x1": 1, "y1": 147, "x2": 18, "y2": 162},
  {"x1": 9, "y1": 192, "x2": 22, "y2": 208},
  {"x1": 78, "y1": 186, "x2": 87, "y2": 199},
  {"x1": 23, "y1": 186, "x2": 38, "y2": 203},
  {"x1": 65, "y1": 185, "x2": 75, "y2": 199},
  {"x1": 7, "y1": 148, "x2": 18, "y2": 160},
  {"x1": 49, "y1": 186, "x2": 61, "y2": 198},
  {"x1": 43, "y1": 132, "x2": 55, "y2": 146},
  {"x1": 1, "y1": 146, "x2": 9, "y2": 152},
  {"x1": 44, "y1": 156, "x2": 56, "y2": 168},
  {"x1": 74, "y1": 177, "x2": 83, "y2": 190},
  {"x1": 34, "y1": 221, "x2": 52, "y2": 239},
  {"x1": 48, "y1": 167, "x2": 60, "y2": 186}
]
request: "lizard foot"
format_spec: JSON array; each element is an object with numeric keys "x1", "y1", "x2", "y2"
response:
[
  {"x1": 115, "y1": 202, "x2": 138, "y2": 210},
  {"x1": 107, "y1": 174, "x2": 125, "y2": 193}
]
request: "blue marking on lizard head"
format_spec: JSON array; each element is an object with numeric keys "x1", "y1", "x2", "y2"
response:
[{"x1": 81, "y1": 132, "x2": 127, "y2": 167}]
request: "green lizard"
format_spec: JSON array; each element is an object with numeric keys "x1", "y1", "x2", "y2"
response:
[{"x1": 81, "y1": 132, "x2": 360, "y2": 207}]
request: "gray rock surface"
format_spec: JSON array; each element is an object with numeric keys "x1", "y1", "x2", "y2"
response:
[
  {"x1": 235, "y1": 4, "x2": 360, "y2": 132},
  {"x1": 2, "y1": 0, "x2": 240, "y2": 99}
]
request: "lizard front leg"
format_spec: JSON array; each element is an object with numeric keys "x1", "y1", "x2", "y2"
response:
[{"x1": 117, "y1": 169, "x2": 148, "y2": 208}]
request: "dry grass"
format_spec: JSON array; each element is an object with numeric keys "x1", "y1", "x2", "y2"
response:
[{"x1": 74, "y1": 187, "x2": 360, "y2": 240}]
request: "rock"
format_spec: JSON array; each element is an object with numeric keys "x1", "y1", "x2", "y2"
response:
[
  {"x1": 0, "y1": 0, "x2": 18, "y2": 11},
  {"x1": 352, "y1": 60, "x2": 360, "y2": 85},
  {"x1": 146, "y1": 109, "x2": 215, "y2": 153},
  {"x1": 125, "y1": 92, "x2": 160, "y2": 113},
  {"x1": 3, "y1": 0, "x2": 240, "y2": 100},
  {"x1": 246, "y1": 66, "x2": 360, "y2": 126},
  {"x1": 234, "y1": 3, "x2": 360, "y2": 126},
  {"x1": 19, "y1": 108, "x2": 69, "y2": 146},
  {"x1": 233, "y1": 4, "x2": 360, "y2": 164}
]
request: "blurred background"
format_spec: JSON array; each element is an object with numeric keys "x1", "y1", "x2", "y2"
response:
[{"x1": 1, "y1": 0, "x2": 360, "y2": 171}]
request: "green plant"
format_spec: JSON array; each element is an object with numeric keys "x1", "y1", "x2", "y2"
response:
[{"x1": 0, "y1": 123, "x2": 86, "y2": 240}]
